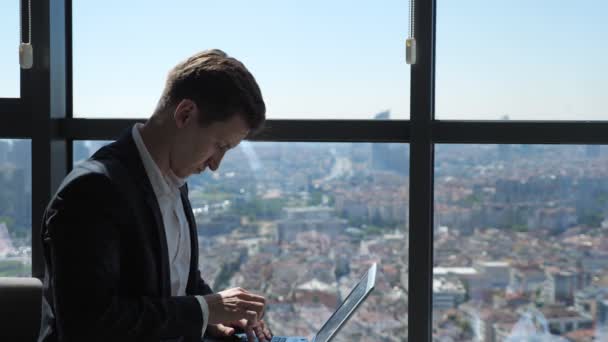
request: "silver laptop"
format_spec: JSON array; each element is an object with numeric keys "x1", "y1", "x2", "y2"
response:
[{"x1": 238, "y1": 262, "x2": 377, "y2": 342}]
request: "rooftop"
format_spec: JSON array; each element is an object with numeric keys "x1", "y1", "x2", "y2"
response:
[
  {"x1": 433, "y1": 267, "x2": 478, "y2": 276},
  {"x1": 477, "y1": 261, "x2": 510, "y2": 267},
  {"x1": 433, "y1": 277, "x2": 465, "y2": 293},
  {"x1": 297, "y1": 278, "x2": 336, "y2": 292}
]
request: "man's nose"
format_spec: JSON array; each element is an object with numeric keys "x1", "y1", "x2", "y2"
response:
[{"x1": 209, "y1": 152, "x2": 225, "y2": 171}]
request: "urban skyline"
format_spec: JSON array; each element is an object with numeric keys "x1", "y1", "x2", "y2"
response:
[{"x1": 3, "y1": 132, "x2": 608, "y2": 340}]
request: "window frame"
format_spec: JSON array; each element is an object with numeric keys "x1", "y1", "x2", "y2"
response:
[{"x1": 0, "y1": 0, "x2": 607, "y2": 341}]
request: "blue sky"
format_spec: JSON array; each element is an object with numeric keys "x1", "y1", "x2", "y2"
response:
[
  {"x1": 0, "y1": 1, "x2": 20, "y2": 98},
  {"x1": 1, "y1": 0, "x2": 606, "y2": 120}
]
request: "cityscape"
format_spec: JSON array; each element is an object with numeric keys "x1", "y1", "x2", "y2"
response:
[
  {"x1": 2, "y1": 115, "x2": 608, "y2": 341},
  {"x1": 0, "y1": 139, "x2": 32, "y2": 278}
]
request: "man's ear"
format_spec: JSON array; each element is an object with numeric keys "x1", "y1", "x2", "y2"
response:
[{"x1": 173, "y1": 99, "x2": 197, "y2": 128}]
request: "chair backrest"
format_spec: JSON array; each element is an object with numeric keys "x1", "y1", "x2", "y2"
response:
[{"x1": 0, "y1": 277, "x2": 42, "y2": 341}]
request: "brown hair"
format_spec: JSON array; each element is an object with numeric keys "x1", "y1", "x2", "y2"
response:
[{"x1": 158, "y1": 49, "x2": 266, "y2": 134}]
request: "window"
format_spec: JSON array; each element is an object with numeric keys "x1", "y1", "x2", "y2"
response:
[
  {"x1": 7, "y1": 1, "x2": 608, "y2": 340},
  {"x1": 0, "y1": 1, "x2": 20, "y2": 98},
  {"x1": 549, "y1": 323, "x2": 561, "y2": 335},
  {"x1": 73, "y1": 140, "x2": 110, "y2": 164},
  {"x1": 195, "y1": 142, "x2": 409, "y2": 340},
  {"x1": 579, "y1": 321, "x2": 593, "y2": 330},
  {"x1": 0, "y1": 139, "x2": 31, "y2": 277},
  {"x1": 436, "y1": 0, "x2": 608, "y2": 120},
  {"x1": 433, "y1": 144, "x2": 607, "y2": 341},
  {"x1": 75, "y1": 140, "x2": 409, "y2": 340},
  {"x1": 73, "y1": 0, "x2": 410, "y2": 120}
]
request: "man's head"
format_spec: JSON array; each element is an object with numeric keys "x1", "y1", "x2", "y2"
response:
[{"x1": 151, "y1": 49, "x2": 265, "y2": 178}]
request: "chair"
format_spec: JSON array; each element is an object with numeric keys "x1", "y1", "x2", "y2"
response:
[{"x1": 0, "y1": 277, "x2": 42, "y2": 341}]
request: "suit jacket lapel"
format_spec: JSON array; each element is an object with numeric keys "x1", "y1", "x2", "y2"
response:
[
  {"x1": 94, "y1": 128, "x2": 172, "y2": 297},
  {"x1": 180, "y1": 184, "x2": 199, "y2": 294},
  {"x1": 141, "y1": 182, "x2": 171, "y2": 297}
]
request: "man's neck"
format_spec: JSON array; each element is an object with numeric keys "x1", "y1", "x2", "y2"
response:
[{"x1": 138, "y1": 120, "x2": 172, "y2": 175}]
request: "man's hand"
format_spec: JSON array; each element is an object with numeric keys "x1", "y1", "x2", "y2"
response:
[
  {"x1": 205, "y1": 323, "x2": 237, "y2": 337},
  {"x1": 203, "y1": 287, "x2": 267, "y2": 339},
  {"x1": 250, "y1": 319, "x2": 273, "y2": 342},
  {"x1": 207, "y1": 319, "x2": 273, "y2": 342}
]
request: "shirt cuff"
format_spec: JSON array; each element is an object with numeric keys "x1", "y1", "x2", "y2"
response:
[{"x1": 195, "y1": 295, "x2": 209, "y2": 337}]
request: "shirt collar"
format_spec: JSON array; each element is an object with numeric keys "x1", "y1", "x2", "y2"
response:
[{"x1": 132, "y1": 123, "x2": 185, "y2": 198}]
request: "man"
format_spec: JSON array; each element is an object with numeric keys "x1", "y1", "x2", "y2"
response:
[{"x1": 39, "y1": 49, "x2": 273, "y2": 342}]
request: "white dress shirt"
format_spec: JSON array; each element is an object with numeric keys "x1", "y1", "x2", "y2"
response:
[{"x1": 132, "y1": 124, "x2": 209, "y2": 337}]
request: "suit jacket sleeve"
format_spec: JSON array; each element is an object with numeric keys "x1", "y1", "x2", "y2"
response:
[
  {"x1": 194, "y1": 270, "x2": 214, "y2": 296},
  {"x1": 44, "y1": 173, "x2": 203, "y2": 341}
]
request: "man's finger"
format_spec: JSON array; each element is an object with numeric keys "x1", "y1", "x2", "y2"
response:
[
  {"x1": 230, "y1": 319, "x2": 248, "y2": 329},
  {"x1": 245, "y1": 310, "x2": 259, "y2": 326},
  {"x1": 215, "y1": 323, "x2": 235, "y2": 336},
  {"x1": 222, "y1": 287, "x2": 244, "y2": 297},
  {"x1": 254, "y1": 324, "x2": 267, "y2": 342},
  {"x1": 257, "y1": 320, "x2": 272, "y2": 341},
  {"x1": 222, "y1": 287, "x2": 256, "y2": 299},
  {"x1": 235, "y1": 299, "x2": 265, "y2": 314},
  {"x1": 245, "y1": 311, "x2": 261, "y2": 342},
  {"x1": 263, "y1": 324, "x2": 273, "y2": 340},
  {"x1": 235, "y1": 291, "x2": 266, "y2": 305},
  {"x1": 245, "y1": 325, "x2": 256, "y2": 342}
]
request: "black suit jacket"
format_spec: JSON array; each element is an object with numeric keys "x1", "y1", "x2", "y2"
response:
[{"x1": 38, "y1": 129, "x2": 214, "y2": 342}]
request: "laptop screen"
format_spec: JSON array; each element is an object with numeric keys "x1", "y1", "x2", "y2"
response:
[{"x1": 313, "y1": 263, "x2": 376, "y2": 342}]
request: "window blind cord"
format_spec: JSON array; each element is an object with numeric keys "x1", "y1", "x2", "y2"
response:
[
  {"x1": 19, "y1": 0, "x2": 33, "y2": 69},
  {"x1": 406, "y1": 0, "x2": 417, "y2": 64}
]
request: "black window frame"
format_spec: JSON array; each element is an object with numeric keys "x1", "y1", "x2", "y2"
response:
[{"x1": 1, "y1": 1, "x2": 608, "y2": 341}]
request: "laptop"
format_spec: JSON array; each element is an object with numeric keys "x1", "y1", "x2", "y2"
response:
[{"x1": 237, "y1": 262, "x2": 377, "y2": 342}]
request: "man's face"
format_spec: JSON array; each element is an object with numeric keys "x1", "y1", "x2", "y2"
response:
[{"x1": 169, "y1": 103, "x2": 250, "y2": 179}]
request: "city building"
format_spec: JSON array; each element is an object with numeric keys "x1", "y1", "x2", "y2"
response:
[
  {"x1": 574, "y1": 285, "x2": 608, "y2": 322},
  {"x1": 276, "y1": 206, "x2": 347, "y2": 242},
  {"x1": 538, "y1": 305, "x2": 594, "y2": 335},
  {"x1": 544, "y1": 269, "x2": 581, "y2": 305},
  {"x1": 433, "y1": 276, "x2": 466, "y2": 310},
  {"x1": 509, "y1": 264, "x2": 546, "y2": 296},
  {"x1": 294, "y1": 278, "x2": 339, "y2": 308},
  {"x1": 475, "y1": 261, "x2": 511, "y2": 290}
]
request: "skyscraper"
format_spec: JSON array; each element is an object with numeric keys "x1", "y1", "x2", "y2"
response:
[
  {"x1": 7, "y1": 141, "x2": 32, "y2": 228},
  {"x1": 9, "y1": 140, "x2": 31, "y2": 193}
]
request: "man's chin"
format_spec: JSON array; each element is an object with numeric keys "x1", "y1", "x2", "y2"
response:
[
  {"x1": 193, "y1": 168, "x2": 206, "y2": 176},
  {"x1": 173, "y1": 170, "x2": 191, "y2": 179}
]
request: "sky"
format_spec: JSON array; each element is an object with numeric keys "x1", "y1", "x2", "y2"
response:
[{"x1": 0, "y1": 0, "x2": 606, "y2": 120}]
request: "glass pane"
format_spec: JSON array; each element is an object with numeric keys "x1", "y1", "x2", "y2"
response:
[
  {"x1": 434, "y1": 144, "x2": 608, "y2": 341},
  {"x1": 0, "y1": 139, "x2": 31, "y2": 277},
  {"x1": 0, "y1": 1, "x2": 20, "y2": 98},
  {"x1": 75, "y1": 140, "x2": 409, "y2": 340},
  {"x1": 73, "y1": 140, "x2": 111, "y2": 165},
  {"x1": 73, "y1": 0, "x2": 410, "y2": 120},
  {"x1": 436, "y1": 0, "x2": 608, "y2": 120}
]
